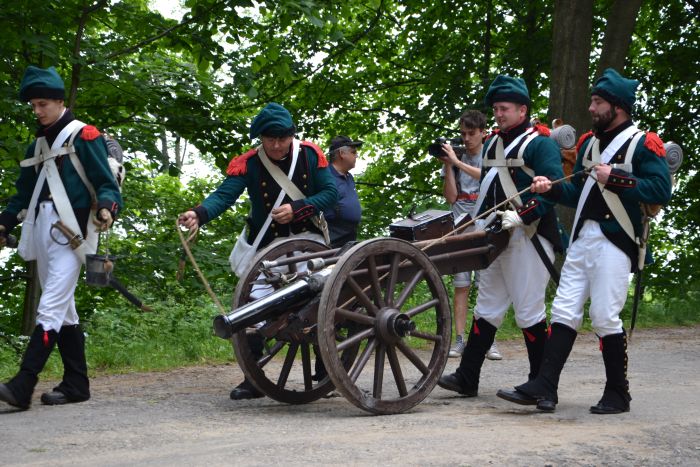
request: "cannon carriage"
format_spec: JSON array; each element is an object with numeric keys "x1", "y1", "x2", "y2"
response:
[{"x1": 213, "y1": 221, "x2": 509, "y2": 415}]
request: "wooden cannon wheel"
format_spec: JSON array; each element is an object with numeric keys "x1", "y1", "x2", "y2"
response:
[
  {"x1": 231, "y1": 237, "x2": 359, "y2": 404},
  {"x1": 317, "y1": 238, "x2": 451, "y2": 414}
]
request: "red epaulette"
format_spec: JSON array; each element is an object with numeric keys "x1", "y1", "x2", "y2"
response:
[
  {"x1": 226, "y1": 148, "x2": 258, "y2": 176},
  {"x1": 534, "y1": 123, "x2": 551, "y2": 137},
  {"x1": 80, "y1": 125, "x2": 101, "y2": 141},
  {"x1": 576, "y1": 131, "x2": 594, "y2": 153},
  {"x1": 485, "y1": 129, "x2": 500, "y2": 141},
  {"x1": 644, "y1": 132, "x2": 666, "y2": 157},
  {"x1": 300, "y1": 140, "x2": 328, "y2": 168}
]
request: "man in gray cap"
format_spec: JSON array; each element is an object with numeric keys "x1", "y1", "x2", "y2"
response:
[
  {"x1": 324, "y1": 135, "x2": 363, "y2": 248},
  {"x1": 179, "y1": 102, "x2": 337, "y2": 400}
]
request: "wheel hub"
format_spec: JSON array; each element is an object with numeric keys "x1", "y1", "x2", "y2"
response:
[{"x1": 376, "y1": 308, "x2": 416, "y2": 343}]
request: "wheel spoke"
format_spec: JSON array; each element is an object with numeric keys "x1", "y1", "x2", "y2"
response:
[
  {"x1": 277, "y1": 342, "x2": 298, "y2": 388},
  {"x1": 396, "y1": 341, "x2": 429, "y2": 375},
  {"x1": 347, "y1": 277, "x2": 379, "y2": 316},
  {"x1": 337, "y1": 327, "x2": 374, "y2": 351},
  {"x1": 395, "y1": 269, "x2": 425, "y2": 309},
  {"x1": 386, "y1": 345, "x2": 408, "y2": 397},
  {"x1": 384, "y1": 252, "x2": 401, "y2": 306},
  {"x1": 349, "y1": 338, "x2": 378, "y2": 383},
  {"x1": 404, "y1": 298, "x2": 440, "y2": 318},
  {"x1": 367, "y1": 255, "x2": 386, "y2": 308},
  {"x1": 301, "y1": 343, "x2": 313, "y2": 391},
  {"x1": 373, "y1": 343, "x2": 386, "y2": 398},
  {"x1": 258, "y1": 340, "x2": 284, "y2": 367},
  {"x1": 408, "y1": 329, "x2": 443, "y2": 343},
  {"x1": 335, "y1": 307, "x2": 375, "y2": 326}
]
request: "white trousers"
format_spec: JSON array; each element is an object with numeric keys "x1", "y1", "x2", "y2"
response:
[
  {"x1": 34, "y1": 202, "x2": 83, "y2": 332},
  {"x1": 474, "y1": 227, "x2": 553, "y2": 329},
  {"x1": 551, "y1": 220, "x2": 631, "y2": 337}
]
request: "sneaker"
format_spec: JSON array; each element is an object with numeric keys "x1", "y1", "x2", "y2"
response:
[
  {"x1": 486, "y1": 342, "x2": 502, "y2": 360},
  {"x1": 449, "y1": 335, "x2": 465, "y2": 358}
]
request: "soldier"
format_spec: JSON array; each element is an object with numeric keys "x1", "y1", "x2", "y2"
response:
[
  {"x1": 179, "y1": 102, "x2": 337, "y2": 400},
  {"x1": 438, "y1": 75, "x2": 564, "y2": 397},
  {"x1": 0, "y1": 66, "x2": 122, "y2": 410},
  {"x1": 497, "y1": 68, "x2": 672, "y2": 414}
]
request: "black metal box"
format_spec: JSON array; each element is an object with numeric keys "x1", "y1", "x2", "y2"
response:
[{"x1": 389, "y1": 209, "x2": 455, "y2": 242}]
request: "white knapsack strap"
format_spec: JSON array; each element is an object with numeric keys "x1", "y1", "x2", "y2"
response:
[
  {"x1": 251, "y1": 139, "x2": 300, "y2": 250},
  {"x1": 572, "y1": 126, "x2": 641, "y2": 243},
  {"x1": 65, "y1": 123, "x2": 97, "y2": 203},
  {"x1": 258, "y1": 140, "x2": 330, "y2": 245}
]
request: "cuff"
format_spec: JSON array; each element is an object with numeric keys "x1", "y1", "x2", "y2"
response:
[
  {"x1": 516, "y1": 198, "x2": 540, "y2": 225},
  {"x1": 290, "y1": 200, "x2": 315, "y2": 223},
  {"x1": 97, "y1": 200, "x2": 120, "y2": 220},
  {"x1": 605, "y1": 168, "x2": 637, "y2": 194},
  {"x1": 192, "y1": 205, "x2": 209, "y2": 225}
]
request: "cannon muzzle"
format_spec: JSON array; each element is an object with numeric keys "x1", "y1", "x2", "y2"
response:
[{"x1": 213, "y1": 268, "x2": 332, "y2": 339}]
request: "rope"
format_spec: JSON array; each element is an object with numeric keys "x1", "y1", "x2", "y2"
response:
[{"x1": 175, "y1": 220, "x2": 227, "y2": 315}]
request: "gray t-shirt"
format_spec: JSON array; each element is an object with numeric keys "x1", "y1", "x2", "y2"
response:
[{"x1": 441, "y1": 152, "x2": 482, "y2": 217}]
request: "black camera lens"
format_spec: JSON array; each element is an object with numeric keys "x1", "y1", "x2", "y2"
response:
[{"x1": 428, "y1": 143, "x2": 445, "y2": 157}]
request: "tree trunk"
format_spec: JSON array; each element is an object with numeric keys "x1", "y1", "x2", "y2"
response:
[
  {"x1": 596, "y1": 0, "x2": 644, "y2": 76},
  {"x1": 548, "y1": 0, "x2": 594, "y2": 135},
  {"x1": 548, "y1": 0, "x2": 594, "y2": 234},
  {"x1": 159, "y1": 130, "x2": 170, "y2": 173}
]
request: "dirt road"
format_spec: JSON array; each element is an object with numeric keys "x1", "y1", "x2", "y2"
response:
[{"x1": 1, "y1": 326, "x2": 699, "y2": 466}]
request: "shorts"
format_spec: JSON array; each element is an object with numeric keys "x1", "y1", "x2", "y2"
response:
[{"x1": 453, "y1": 270, "x2": 477, "y2": 288}]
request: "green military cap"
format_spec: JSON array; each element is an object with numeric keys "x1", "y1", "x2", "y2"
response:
[
  {"x1": 484, "y1": 74, "x2": 531, "y2": 108},
  {"x1": 19, "y1": 66, "x2": 65, "y2": 102},
  {"x1": 249, "y1": 102, "x2": 296, "y2": 139},
  {"x1": 591, "y1": 68, "x2": 640, "y2": 114}
]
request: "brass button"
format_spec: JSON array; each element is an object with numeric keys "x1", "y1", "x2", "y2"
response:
[
  {"x1": 604, "y1": 214, "x2": 611, "y2": 219},
  {"x1": 266, "y1": 203, "x2": 271, "y2": 208},
  {"x1": 263, "y1": 193, "x2": 268, "y2": 198},
  {"x1": 303, "y1": 174, "x2": 307, "y2": 179},
  {"x1": 303, "y1": 185, "x2": 307, "y2": 189},
  {"x1": 262, "y1": 181, "x2": 267, "y2": 187},
  {"x1": 302, "y1": 227, "x2": 307, "y2": 231},
  {"x1": 271, "y1": 223, "x2": 276, "y2": 228}
]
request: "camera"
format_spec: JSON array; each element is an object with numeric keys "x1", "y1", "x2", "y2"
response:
[{"x1": 428, "y1": 137, "x2": 466, "y2": 158}]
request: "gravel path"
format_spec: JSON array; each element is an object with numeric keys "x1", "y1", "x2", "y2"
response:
[{"x1": 1, "y1": 325, "x2": 699, "y2": 466}]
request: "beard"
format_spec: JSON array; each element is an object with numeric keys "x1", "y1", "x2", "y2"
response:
[{"x1": 591, "y1": 106, "x2": 617, "y2": 133}]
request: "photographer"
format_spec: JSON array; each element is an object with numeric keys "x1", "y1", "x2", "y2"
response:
[{"x1": 437, "y1": 110, "x2": 501, "y2": 361}]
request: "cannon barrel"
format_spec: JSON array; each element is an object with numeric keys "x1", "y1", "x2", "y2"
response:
[{"x1": 213, "y1": 268, "x2": 332, "y2": 339}]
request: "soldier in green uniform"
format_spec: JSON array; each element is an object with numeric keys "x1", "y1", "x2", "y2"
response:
[
  {"x1": 0, "y1": 66, "x2": 122, "y2": 410},
  {"x1": 179, "y1": 102, "x2": 337, "y2": 400}
]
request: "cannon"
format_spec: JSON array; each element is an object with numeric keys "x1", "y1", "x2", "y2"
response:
[{"x1": 213, "y1": 221, "x2": 509, "y2": 414}]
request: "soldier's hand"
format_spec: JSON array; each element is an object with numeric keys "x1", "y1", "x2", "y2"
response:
[
  {"x1": 593, "y1": 164, "x2": 611, "y2": 184},
  {"x1": 93, "y1": 209, "x2": 113, "y2": 232},
  {"x1": 178, "y1": 210, "x2": 200, "y2": 230},
  {"x1": 271, "y1": 204, "x2": 293, "y2": 224},
  {"x1": 530, "y1": 176, "x2": 552, "y2": 193},
  {"x1": 497, "y1": 210, "x2": 524, "y2": 230}
]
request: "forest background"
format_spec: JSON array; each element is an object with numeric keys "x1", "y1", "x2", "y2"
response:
[{"x1": 1, "y1": 0, "x2": 698, "y2": 378}]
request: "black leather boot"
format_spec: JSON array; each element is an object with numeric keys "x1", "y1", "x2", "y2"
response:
[
  {"x1": 590, "y1": 330, "x2": 631, "y2": 414},
  {"x1": 438, "y1": 318, "x2": 497, "y2": 396},
  {"x1": 41, "y1": 324, "x2": 90, "y2": 405},
  {"x1": 523, "y1": 320, "x2": 548, "y2": 381},
  {"x1": 1, "y1": 326, "x2": 57, "y2": 410},
  {"x1": 497, "y1": 323, "x2": 577, "y2": 411},
  {"x1": 230, "y1": 332, "x2": 264, "y2": 400}
]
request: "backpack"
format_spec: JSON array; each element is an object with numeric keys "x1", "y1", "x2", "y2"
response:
[{"x1": 66, "y1": 123, "x2": 126, "y2": 194}]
